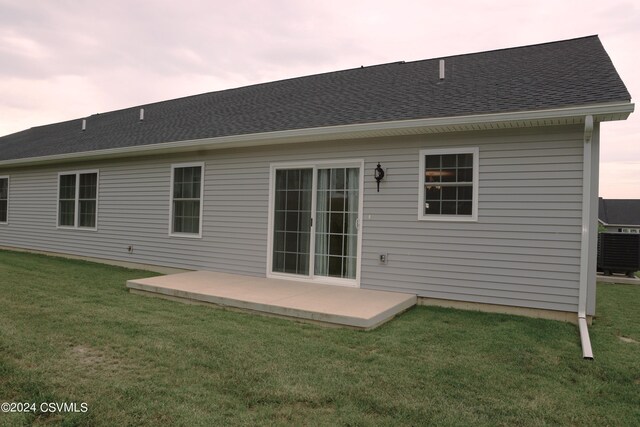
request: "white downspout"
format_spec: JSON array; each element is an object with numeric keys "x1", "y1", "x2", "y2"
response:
[{"x1": 578, "y1": 115, "x2": 594, "y2": 360}]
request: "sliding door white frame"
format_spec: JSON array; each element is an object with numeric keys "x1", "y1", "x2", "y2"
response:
[{"x1": 266, "y1": 159, "x2": 364, "y2": 288}]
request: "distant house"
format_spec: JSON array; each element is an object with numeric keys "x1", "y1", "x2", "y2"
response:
[
  {"x1": 598, "y1": 198, "x2": 640, "y2": 233},
  {"x1": 0, "y1": 36, "x2": 634, "y2": 357}
]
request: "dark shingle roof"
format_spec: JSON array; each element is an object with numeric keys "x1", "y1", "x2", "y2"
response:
[
  {"x1": 599, "y1": 198, "x2": 640, "y2": 226},
  {"x1": 0, "y1": 35, "x2": 631, "y2": 162}
]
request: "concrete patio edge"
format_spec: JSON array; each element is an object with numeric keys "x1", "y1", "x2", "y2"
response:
[{"x1": 126, "y1": 271, "x2": 417, "y2": 330}]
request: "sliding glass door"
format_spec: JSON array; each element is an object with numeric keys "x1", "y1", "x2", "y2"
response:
[
  {"x1": 272, "y1": 168, "x2": 313, "y2": 275},
  {"x1": 314, "y1": 168, "x2": 359, "y2": 280},
  {"x1": 270, "y1": 163, "x2": 361, "y2": 286}
]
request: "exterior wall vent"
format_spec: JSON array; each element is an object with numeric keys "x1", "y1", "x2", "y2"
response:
[
  {"x1": 439, "y1": 59, "x2": 445, "y2": 80},
  {"x1": 82, "y1": 119, "x2": 86, "y2": 131},
  {"x1": 139, "y1": 108, "x2": 145, "y2": 121}
]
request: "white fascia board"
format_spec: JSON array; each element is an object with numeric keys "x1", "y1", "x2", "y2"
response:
[{"x1": 0, "y1": 101, "x2": 634, "y2": 168}]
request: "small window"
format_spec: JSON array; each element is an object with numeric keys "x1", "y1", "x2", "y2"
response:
[
  {"x1": 57, "y1": 171, "x2": 99, "y2": 229},
  {"x1": 418, "y1": 147, "x2": 478, "y2": 221},
  {"x1": 170, "y1": 163, "x2": 204, "y2": 237},
  {"x1": 0, "y1": 176, "x2": 8, "y2": 224}
]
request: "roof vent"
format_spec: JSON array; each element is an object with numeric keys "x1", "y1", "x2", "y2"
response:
[
  {"x1": 139, "y1": 108, "x2": 145, "y2": 121},
  {"x1": 439, "y1": 59, "x2": 445, "y2": 80},
  {"x1": 81, "y1": 119, "x2": 86, "y2": 131}
]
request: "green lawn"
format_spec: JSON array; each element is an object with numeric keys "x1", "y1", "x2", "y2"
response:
[{"x1": 0, "y1": 250, "x2": 638, "y2": 426}]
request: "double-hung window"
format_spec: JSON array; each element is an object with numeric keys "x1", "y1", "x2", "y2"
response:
[
  {"x1": 170, "y1": 163, "x2": 204, "y2": 237},
  {"x1": 58, "y1": 171, "x2": 99, "y2": 229},
  {"x1": 0, "y1": 176, "x2": 8, "y2": 224},
  {"x1": 418, "y1": 147, "x2": 479, "y2": 221}
]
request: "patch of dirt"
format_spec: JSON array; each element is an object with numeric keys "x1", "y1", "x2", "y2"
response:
[
  {"x1": 69, "y1": 345, "x2": 128, "y2": 374},
  {"x1": 72, "y1": 345, "x2": 104, "y2": 362},
  {"x1": 617, "y1": 336, "x2": 638, "y2": 344}
]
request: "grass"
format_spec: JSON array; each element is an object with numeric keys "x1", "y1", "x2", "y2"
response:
[{"x1": 0, "y1": 250, "x2": 639, "y2": 426}]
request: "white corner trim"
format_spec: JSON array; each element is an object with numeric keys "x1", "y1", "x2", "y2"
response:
[{"x1": 0, "y1": 102, "x2": 633, "y2": 169}]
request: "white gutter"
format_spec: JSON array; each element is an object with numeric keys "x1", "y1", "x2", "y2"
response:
[
  {"x1": 578, "y1": 114, "x2": 594, "y2": 360},
  {"x1": 0, "y1": 101, "x2": 634, "y2": 168}
]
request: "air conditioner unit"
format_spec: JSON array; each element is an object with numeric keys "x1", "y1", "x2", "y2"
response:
[{"x1": 597, "y1": 232, "x2": 640, "y2": 277}]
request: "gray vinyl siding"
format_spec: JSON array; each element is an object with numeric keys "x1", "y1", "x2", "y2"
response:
[{"x1": 0, "y1": 124, "x2": 584, "y2": 312}]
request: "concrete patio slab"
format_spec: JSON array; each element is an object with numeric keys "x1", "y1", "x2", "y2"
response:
[{"x1": 126, "y1": 271, "x2": 417, "y2": 329}]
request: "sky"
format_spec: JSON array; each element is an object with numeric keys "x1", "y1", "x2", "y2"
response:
[{"x1": 0, "y1": 0, "x2": 638, "y2": 197}]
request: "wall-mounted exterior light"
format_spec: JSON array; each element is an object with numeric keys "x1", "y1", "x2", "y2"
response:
[{"x1": 374, "y1": 162, "x2": 385, "y2": 192}]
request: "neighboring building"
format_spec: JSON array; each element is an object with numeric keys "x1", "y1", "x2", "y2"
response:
[
  {"x1": 0, "y1": 36, "x2": 634, "y2": 332},
  {"x1": 599, "y1": 198, "x2": 640, "y2": 233}
]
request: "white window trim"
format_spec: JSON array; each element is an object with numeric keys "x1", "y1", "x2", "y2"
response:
[
  {"x1": 169, "y1": 162, "x2": 205, "y2": 239},
  {"x1": 56, "y1": 170, "x2": 100, "y2": 231},
  {"x1": 418, "y1": 147, "x2": 479, "y2": 222},
  {"x1": 0, "y1": 175, "x2": 8, "y2": 225}
]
